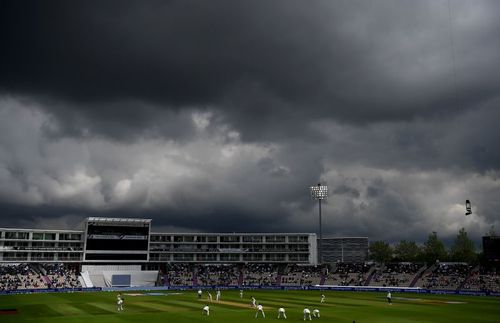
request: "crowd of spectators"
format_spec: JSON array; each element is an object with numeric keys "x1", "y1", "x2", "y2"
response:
[
  {"x1": 42, "y1": 263, "x2": 81, "y2": 289},
  {"x1": 196, "y1": 265, "x2": 240, "y2": 286},
  {"x1": 461, "y1": 267, "x2": 500, "y2": 292},
  {"x1": 2, "y1": 262, "x2": 500, "y2": 292},
  {"x1": 242, "y1": 264, "x2": 279, "y2": 286},
  {"x1": 1, "y1": 264, "x2": 24, "y2": 291},
  {"x1": 164, "y1": 263, "x2": 194, "y2": 286},
  {"x1": 417, "y1": 263, "x2": 472, "y2": 290},
  {"x1": 371, "y1": 263, "x2": 423, "y2": 287},
  {"x1": 280, "y1": 265, "x2": 323, "y2": 286},
  {"x1": 324, "y1": 262, "x2": 372, "y2": 286},
  {"x1": 0, "y1": 264, "x2": 47, "y2": 290},
  {"x1": 1, "y1": 263, "x2": 81, "y2": 290}
]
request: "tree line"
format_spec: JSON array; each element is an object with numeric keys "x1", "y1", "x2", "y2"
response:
[{"x1": 368, "y1": 227, "x2": 494, "y2": 264}]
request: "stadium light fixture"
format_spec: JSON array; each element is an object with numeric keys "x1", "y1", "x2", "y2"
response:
[
  {"x1": 465, "y1": 199, "x2": 472, "y2": 216},
  {"x1": 310, "y1": 183, "x2": 328, "y2": 264}
]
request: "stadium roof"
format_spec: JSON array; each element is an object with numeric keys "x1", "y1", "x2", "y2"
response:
[{"x1": 85, "y1": 217, "x2": 152, "y2": 224}]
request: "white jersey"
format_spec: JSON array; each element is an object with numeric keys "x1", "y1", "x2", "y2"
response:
[
  {"x1": 117, "y1": 298, "x2": 124, "y2": 311},
  {"x1": 303, "y1": 308, "x2": 312, "y2": 320},
  {"x1": 313, "y1": 309, "x2": 320, "y2": 317},
  {"x1": 255, "y1": 304, "x2": 265, "y2": 318},
  {"x1": 277, "y1": 307, "x2": 287, "y2": 319}
]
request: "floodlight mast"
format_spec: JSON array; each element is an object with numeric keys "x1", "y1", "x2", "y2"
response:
[{"x1": 310, "y1": 183, "x2": 328, "y2": 264}]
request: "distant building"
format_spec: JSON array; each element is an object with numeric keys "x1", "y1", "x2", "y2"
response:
[
  {"x1": 0, "y1": 217, "x2": 318, "y2": 265},
  {"x1": 483, "y1": 236, "x2": 500, "y2": 262},
  {"x1": 319, "y1": 237, "x2": 368, "y2": 263}
]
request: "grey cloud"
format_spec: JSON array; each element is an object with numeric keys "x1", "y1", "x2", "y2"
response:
[
  {"x1": 1, "y1": 1, "x2": 500, "y2": 245},
  {"x1": 2, "y1": 0, "x2": 500, "y2": 136}
]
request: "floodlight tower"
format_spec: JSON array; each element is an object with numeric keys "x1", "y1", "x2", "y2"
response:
[{"x1": 310, "y1": 183, "x2": 328, "y2": 264}]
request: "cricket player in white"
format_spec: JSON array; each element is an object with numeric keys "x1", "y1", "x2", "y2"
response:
[
  {"x1": 240, "y1": 289, "x2": 244, "y2": 298},
  {"x1": 255, "y1": 304, "x2": 265, "y2": 318},
  {"x1": 251, "y1": 296, "x2": 257, "y2": 307},
  {"x1": 278, "y1": 307, "x2": 287, "y2": 319},
  {"x1": 203, "y1": 305, "x2": 210, "y2": 316},
  {"x1": 387, "y1": 291, "x2": 392, "y2": 305},
  {"x1": 313, "y1": 309, "x2": 320, "y2": 318},
  {"x1": 303, "y1": 308, "x2": 312, "y2": 321},
  {"x1": 320, "y1": 294, "x2": 325, "y2": 303},
  {"x1": 216, "y1": 289, "x2": 221, "y2": 301},
  {"x1": 208, "y1": 291, "x2": 213, "y2": 302},
  {"x1": 117, "y1": 297, "x2": 124, "y2": 311}
]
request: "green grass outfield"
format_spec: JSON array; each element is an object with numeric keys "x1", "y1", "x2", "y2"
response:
[{"x1": 1, "y1": 289, "x2": 499, "y2": 323}]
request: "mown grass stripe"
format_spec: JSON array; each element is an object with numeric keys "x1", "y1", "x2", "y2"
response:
[{"x1": 46, "y1": 303, "x2": 89, "y2": 316}]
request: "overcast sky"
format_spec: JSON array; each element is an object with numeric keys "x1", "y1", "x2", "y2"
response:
[{"x1": 1, "y1": 0, "x2": 499, "y2": 244}]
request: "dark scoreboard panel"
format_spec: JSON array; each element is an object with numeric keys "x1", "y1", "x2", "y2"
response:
[
  {"x1": 483, "y1": 236, "x2": 500, "y2": 261},
  {"x1": 84, "y1": 218, "x2": 151, "y2": 261},
  {"x1": 86, "y1": 224, "x2": 149, "y2": 251}
]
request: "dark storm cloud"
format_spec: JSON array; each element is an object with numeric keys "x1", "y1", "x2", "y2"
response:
[
  {"x1": 2, "y1": 0, "x2": 500, "y2": 138},
  {"x1": 0, "y1": 1, "x2": 500, "y2": 243}
]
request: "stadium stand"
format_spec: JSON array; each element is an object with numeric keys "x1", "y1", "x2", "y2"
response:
[
  {"x1": 165, "y1": 263, "x2": 194, "y2": 286},
  {"x1": 196, "y1": 264, "x2": 241, "y2": 286},
  {"x1": 1, "y1": 262, "x2": 500, "y2": 293},
  {"x1": 242, "y1": 264, "x2": 279, "y2": 286},
  {"x1": 370, "y1": 263, "x2": 424, "y2": 287},
  {"x1": 0, "y1": 263, "x2": 81, "y2": 290},
  {"x1": 280, "y1": 264, "x2": 323, "y2": 286},
  {"x1": 414, "y1": 263, "x2": 473, "y2": 290},
  {"x1": 461, "y1": 266, "x2": 500, "y2": 292},
  {"x1": 324, "y1": 262, "x2": 372, "y2": 286}
]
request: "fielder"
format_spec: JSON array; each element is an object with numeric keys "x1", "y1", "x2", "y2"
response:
[
  {"x1": 203, "y1": 305, "x2": 210, "y2": 316},
  {"x1": 198, "y1": 289, "x2": 202, "y2": 299},
  {"x1": 117, "y1": 297, "x2": 124, "y2": 312},
  {"x1": 320, "y1": 294, "x2": 325, "y2": 303},
  {"x1": 251, "y1": 296, "x2": 257, "y2": 307},
  {"x1": 216, "y1": 289, "x2": 221, "y2": 301},
  {"x1": 255, "y1": 304, "x2": 265, "y2": 318},
  {"x1": 240, "y1": 289, "x2": 244, "y2": 298},
  {"x1": 278, "y1": 307, "x2": 287, "y2": 319},
  {"x1": 313, "y1": 309, "x2": 320, "y2": 318},
  {"x1": 387, "y1": 291, "x2": 392, "y2": 305},
  {"x1": 303, "y1": 308, "x2": 312, "y2": 321},
  {"x1": 208, "y1": 291, "x2": 213, "y2": 302}
]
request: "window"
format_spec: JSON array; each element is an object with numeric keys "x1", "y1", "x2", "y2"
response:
[
  {"x1": 44, "y1": 233, "x2": 56, "y2": 240},
  {"x1": 173, "y1": 254, "x2": 194, "y2": 261},
  {"x1": 59, "y1": 233, "x2": 82, "y2": 241},
  {"x1": 265, "y1": 236, "x2": 285, "y2": 243},
  {"x1": 197, "y1": 253, "x2": 217, "y2": 261},
  {"x1": 220, "y1": 236, "x2": 239, "y2": 243},
  {"x1": 220, "y1": 254, "x2": 240, "y2": 261},
  {"x1": 243, "y1": 236, "x2": 262, "y2": 242}
]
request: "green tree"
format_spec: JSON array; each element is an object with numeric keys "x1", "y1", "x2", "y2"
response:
[
  {"x1": 394, "y1": 240, "x2": 421, "y2": 262},
  {"x1": 450, "y1": 228, "x2": 477, "y2": 263},
  {"x1": 423, "y1": 232, "x2": 448, "y2": 263},
  {"x1": 369, "y1": 241, "x2": 393, "y2": 263}
]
